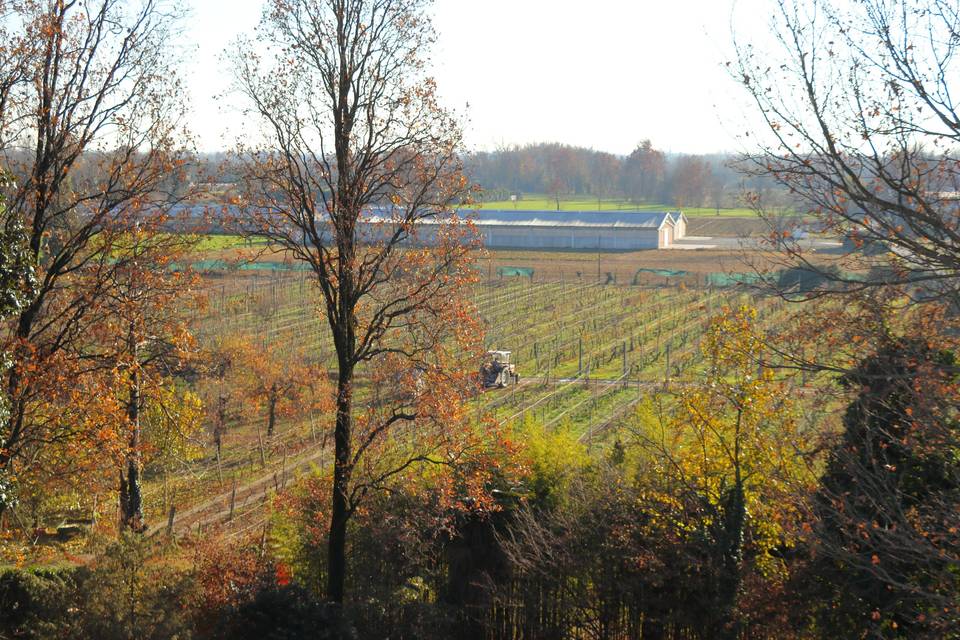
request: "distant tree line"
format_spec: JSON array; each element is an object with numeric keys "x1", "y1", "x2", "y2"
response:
[
  {"x1": 463, "y1": 142, "x2": 794, "y2": 210},
  {"x1": 189, "y1": 142, "x2": 797, "y2": 213}
]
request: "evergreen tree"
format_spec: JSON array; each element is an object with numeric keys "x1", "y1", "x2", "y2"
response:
[{"x1": 810, "y1": 337, "x2": 960, "y2": 637}]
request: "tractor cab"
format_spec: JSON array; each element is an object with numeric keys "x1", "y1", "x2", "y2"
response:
[{"x1": 480, "y1": 350, "x2": 518, "y2": 388}]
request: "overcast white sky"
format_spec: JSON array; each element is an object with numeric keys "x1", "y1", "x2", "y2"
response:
[{"x1": 184, "y1": 0, "x2": 768, "y2": 155}]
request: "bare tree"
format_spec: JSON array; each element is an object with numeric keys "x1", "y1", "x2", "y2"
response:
[
  {"x1": 0, "y1": 0, "x2": 192, "y2": 519},
  {"x1": 669, "y1": 155, "x2": 711, "y2": 209},
  {"x1": 232, "y1": 0, "x2": 479, "y2": 603},
  {"x1": 734, "y1": 0, "x2": 960, "y2": 304},
  {"x1": 734, "y1": 3, "x2": 960, "y2": 632},
  {"x1": 589, "y1": 151, "x2": 621, "y2": 208},
  {"x1": 621, "y1": 140, "x2": 666, "y2": 204}
]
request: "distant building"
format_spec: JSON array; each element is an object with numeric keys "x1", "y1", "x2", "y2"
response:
[
  {"x1": 360, "y1": 209, "x2": 687, "y2": 250},
  {"x1": 177, "y1": 205, "x2": 688, "y2": 250}
]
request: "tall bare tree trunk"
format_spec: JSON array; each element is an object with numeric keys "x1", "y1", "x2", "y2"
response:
[
  {"x1": 327, "y1": 365, "x2": 353, "y2": 603},
  {"x1": 234, "y1": 0, "x2": 472, "y2": 606},
  {"x1": 327, "y1": 227, "x2": 356, "y2": 602}
]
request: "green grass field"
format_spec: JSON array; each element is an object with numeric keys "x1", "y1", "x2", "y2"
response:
[
  {"x1": 192, "y1": 234, "x2": 269, "y2": 251},
  {"x1": 475, "y1": 195, "x2": 757, "y2": 217}
]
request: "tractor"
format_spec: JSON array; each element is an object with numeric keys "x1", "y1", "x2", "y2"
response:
[{"x1": 480, "y1": 350, "x2": 518, "y2": 389}]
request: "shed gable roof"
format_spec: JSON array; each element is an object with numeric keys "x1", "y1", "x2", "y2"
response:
[
  {"x1": 460, "y1": 209, "x2": 677, "y2": 230},
  {"x1": 359, "y1": 208, "x2": 682, "y2": 231}
]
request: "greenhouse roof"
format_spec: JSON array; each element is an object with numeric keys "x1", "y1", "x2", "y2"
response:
[
  {"x1": 361, "y1": 209, "x2": 681, "y2": 229},
  {"x1": 461, "y1": 210, "x2": 678, "y2": 229}
]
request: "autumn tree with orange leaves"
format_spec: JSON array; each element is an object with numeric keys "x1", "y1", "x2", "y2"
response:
[
  {"x1": 195, "y1": 335, "x2": 333, "y2": 475},
  {"x1": 230, "y1": 338, "x2": 331, "y2": 441},
  {"x1": 97, "y1": 230, "x2": 200, "y2": 531},
  {"x1": 0, "y1": 0, "x2": 194, "y2": 524},
  {"x1": 231, "y1": 0, "x2": 481, "y2": 603}
]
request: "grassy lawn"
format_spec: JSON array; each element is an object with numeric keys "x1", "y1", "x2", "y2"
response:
[
  {"x1": 192, "y1": 234, "x2": 269, "y2": 251},
  {"x1": 474, "y1": 194, "x2": 757, "y2": 217}
]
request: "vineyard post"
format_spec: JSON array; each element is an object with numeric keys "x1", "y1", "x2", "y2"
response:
[
  {"x1": 578, "y1": 336, "x2": 583, "y2": 376},
  {"x1": 256, "y1": 420, "x2": 266, "y2": 468},
  {"x1": 596, "y1": 242, "x2": 601, "y2": 282},
  {"x1": 664, "y1": 343, "x2": 671, "y2": 391},
  {"x1": 229, "y1": 478, "x2": 237, "y2": 521},
  {"x1": 641, "y1": 325, "x2": 646, "y2": 365},
  {"x1": 622, "y1": 341, "x2": 627, "y2": 382}
]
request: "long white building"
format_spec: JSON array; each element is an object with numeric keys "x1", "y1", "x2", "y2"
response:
[
  {"x1": 359, "y1": 209, "x2": 687, "y2": 250},
  {"x1": 182, "y1": 205, "x2": 688, "y2": 251},
  {"x1": 466, "y1": 210, "x2": 686, "y2": 250}
]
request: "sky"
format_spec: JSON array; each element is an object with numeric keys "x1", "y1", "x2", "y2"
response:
[{"x1": 184, "y1": 0, "x2": 768, "y2": 156}]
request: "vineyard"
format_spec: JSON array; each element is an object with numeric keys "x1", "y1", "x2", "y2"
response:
[{"x1": 138, "y1": 270, "x2": 815, "y2": 540}]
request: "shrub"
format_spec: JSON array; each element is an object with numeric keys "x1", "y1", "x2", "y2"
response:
[
  {"x1": 0, "y1": 566, "x2": 86, "y2": 638},
  {"x1": 215, "y1": 583, "x2": 355, "y2": 640}
]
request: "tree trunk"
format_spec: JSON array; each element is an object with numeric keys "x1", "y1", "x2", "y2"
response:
[
  {"x1": 267, "y1": 383, "x2": 278, "y2": 438},
  {"x1": 120, "y1": 326, "x2": 143, "y2": 532},
  {"x1": 715, "y1": 482, "x2": 745, "y2": 640},
  {"x1": 215, "y1": 394, "x2": 226, "y2": 458},
  {"x1": 714, "y1": 413, "x2": 746, "y2": 640},
  {"x1": 0, "y1": 333, "x2": 32, "y2": 503},
  {"x1": 326, "y1": 365, "x2": 353, "y2": 604}
]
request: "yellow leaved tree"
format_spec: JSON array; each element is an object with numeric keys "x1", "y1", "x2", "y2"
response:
[{"x1": 630, "y1": 305, "x2": 811, "y2": 638}]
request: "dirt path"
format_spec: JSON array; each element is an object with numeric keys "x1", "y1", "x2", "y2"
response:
[{"x1": 153, "y1": 439, "x2": 330, "y2": 539}]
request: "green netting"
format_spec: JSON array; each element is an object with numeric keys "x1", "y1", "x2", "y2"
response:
[
  {"x1": 632, "y1": 268, "x2": 689, "y2": 284},
  {"x1": 240, "y1": 261, "x2": 312, "y2": 272},
  {"x1": 705, "y1": 272, "x2": 766, "y2": 287},
  {"x1": 171, "y1": 260, "x2": 313, "y2": 272},
  {"x1": 497, "y1": 267, "x2": 534, "y2": 278},
  {"x1": 708, "y1": 269, "x2": 872, "y2": 289}
]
